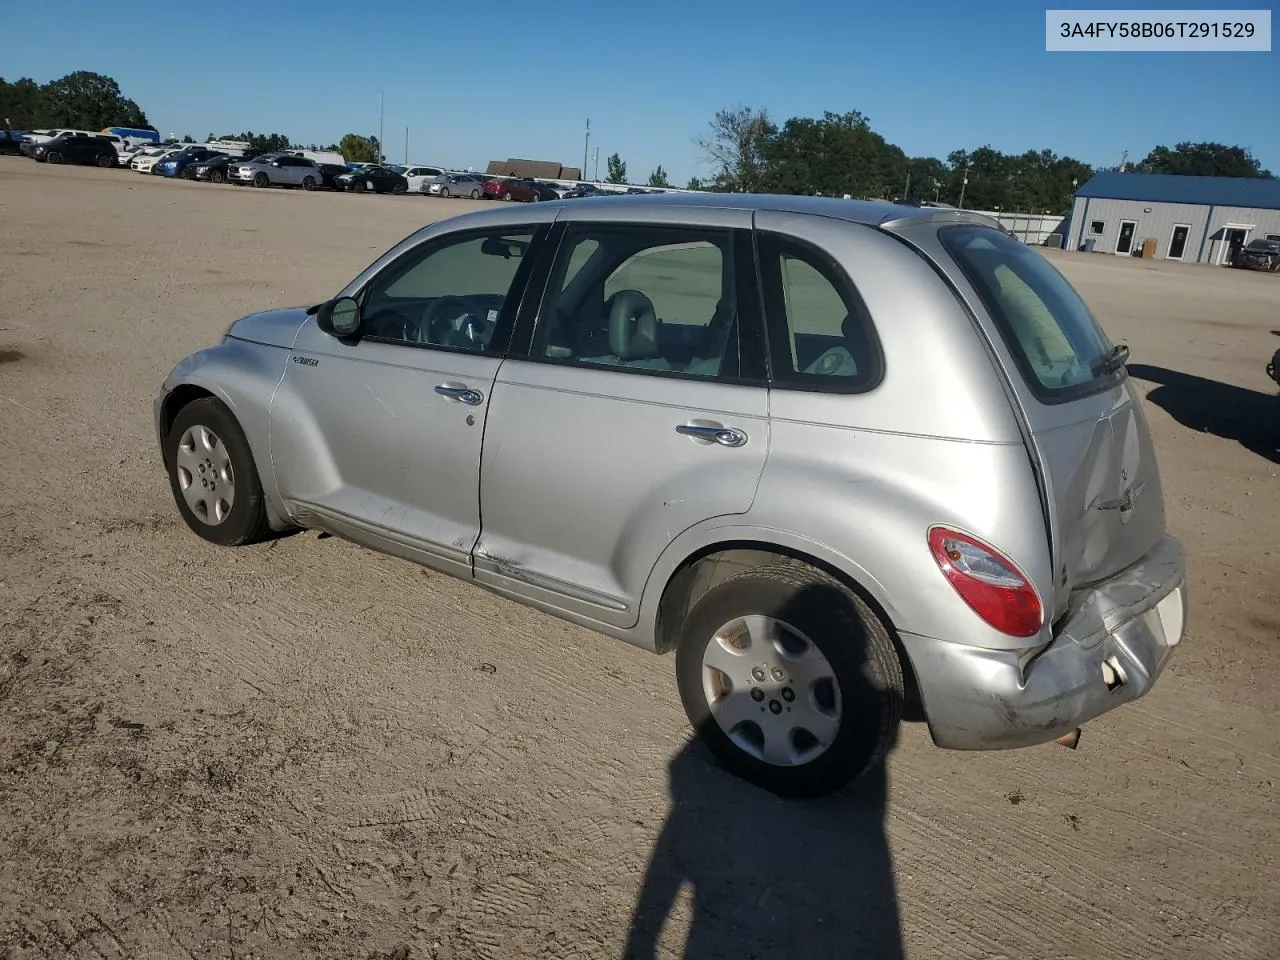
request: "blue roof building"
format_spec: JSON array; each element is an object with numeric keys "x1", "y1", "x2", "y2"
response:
[{"x1": 1065, "y1": 172, "x2": 1280, "y2": 265}]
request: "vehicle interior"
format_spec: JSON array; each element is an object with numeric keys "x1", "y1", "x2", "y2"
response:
[{"x1": 534, "y1": 230, "x2": 738, "y2": 377}]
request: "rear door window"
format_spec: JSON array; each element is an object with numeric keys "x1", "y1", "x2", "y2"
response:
[{"x1": 939, "y1": 225, "x2": 1119, "y2": 401}]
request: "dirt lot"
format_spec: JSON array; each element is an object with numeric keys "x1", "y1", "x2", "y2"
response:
[{"x1": 1, "y1": 159, "x2": 1277, "y2": 960}]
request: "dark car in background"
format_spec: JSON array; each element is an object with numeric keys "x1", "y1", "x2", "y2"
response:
[
  {"x1": 560, "y1": 182, "x2": 603, "y2": 200},
  {"x1": 1233, "y1": 238, "x2": 1280, "y2": 272},
  {"x1": 156, "y1": 146, "x2": 226, "y2": 179},
  {"x1": 29, "y1": 132, "x2": 119, "y2": 167},
  {"x1": 317, "y1": 163, "x2": 352, "y2": 190},
  {"x1": 333, "y1": 165, "x2": 408, "y2": 194},
  {"x1": 0, "y1": 129, "x2": 28, "y2": 156},
  {"x1": 190, "y1": 154, "x2": 242, "y2": 184}
]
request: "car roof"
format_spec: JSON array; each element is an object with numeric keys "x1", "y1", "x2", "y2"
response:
[{"x1": 450, "y1": 190, "x2": 1003, "y2": 230}]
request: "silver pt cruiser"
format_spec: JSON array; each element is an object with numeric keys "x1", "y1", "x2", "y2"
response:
[{"x1": 154, "y1": 194, "x2": 1187, "y2": 797}]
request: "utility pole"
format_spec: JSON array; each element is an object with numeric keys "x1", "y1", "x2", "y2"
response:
[
  {"x1": 582, "y1": 119, "x2": 590, "y2": 181},
  {"x1": 404, "y1": 126, "x2": 409, "y2": 164},
  {"x1": 593, "y1": 147, "x2": 599, "y2": 182},
  {"x1": 958, "y1": 164, "x2": 969, "y2": 210},
  {"x1": 378, "y1": 89, "x2": 384, "y2": 163}
]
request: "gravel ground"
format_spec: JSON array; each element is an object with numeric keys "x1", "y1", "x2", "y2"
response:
[{"x1": 1, "y1": 159, "x2": 1278, "y2": 960}]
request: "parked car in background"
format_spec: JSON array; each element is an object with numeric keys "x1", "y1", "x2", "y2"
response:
[
  {"x1": 560, "y1": 182, "x2": 603, "y2": 200},
  {"x1": 152, "y1": 194, "x2": 1187, "y2": 799},
  {"x1": 0, "y1": 129, "x2": 27, "y2": 155},
  {"x1": 157, "y1": 147, "x2": 226, "y2": 179},
  {"x1": 1232, "y1": 238, "x2": 1280, "y2": 272},
  {"x1": 483, "y1": 177, "x2": 559, "y2": 202},
  {"x1": 132, "y1": 149, "x2": 181, "y2": 174},
  {"x1": 317, "y1": 163, "x2": 352, "y2": 191},
  {"x1": 422, "y1": 173, "x2": 485, "y2": 198},
  {"x1": 1268, "y1": 346, "x2": 1280, "y2": 390},
  {"x1": 229, "y1": 154, "x2": 323, "y2": 190},
  {"x1": 403, "y1": 165, "x2": 447, "y2": 192},
  {"x1": 333, "y1": 165, "x2": 408, "y2": 194},
  {"x1": 28, "y1": 132, "x2": 119, "y2": 167},
  {"x1": 190, "y1": 154, "x2": 242, "y2": 184}
]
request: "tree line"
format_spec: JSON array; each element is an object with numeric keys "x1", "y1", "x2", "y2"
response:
[
  {"x1": 1, "y1": 71, "x2": 151, "y2": 131},
  {"x1": 674, "y1": 104, "x2": 1273, "y2": 213}
]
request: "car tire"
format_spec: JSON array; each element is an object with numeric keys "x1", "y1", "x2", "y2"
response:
[
  {"x1": 210, "y1": 169, "x2": 225, "y2": 184},
  {"x1": 674, "y1": 560, "x2": 903, "y2": 799},
  {"x1": 392, "y1": 181, "x2": 406, "y2": 194},
  {"x1": 470, "y1": 189, "x2": 480, "y2": 199},
  {"x1": 164, "y1": 397, "x2": 271, "y2": 547},
  {"x1": 529, "y1": 192, "x2": 540, "y2": 202},
  {"x1": 96, "y1": 154, "x2": 114, "y2": 168},
  {"x1": 353, "y1": 180, "x2": 366, "y2": 193},
  {"x1": 46, "y1": 151, "x2": 62, "y2": 164},
  {"x1": 253, "y1": 172, "x2": 269, "y2": 188},
  {"x1": 501, "y1": 191, "x2": 512, "y2": 201},
  {"x1": 440, "y1": 187, "x2": 450, "y2": 198},
  {"x1": 302, "y1": 176, "x2": 316, "y2": 191},
  {"x1": 180, "y1": 166, "x2": 195, "y2": 179}
]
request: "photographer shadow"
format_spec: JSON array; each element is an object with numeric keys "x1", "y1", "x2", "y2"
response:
[{"x1": 624, "y1": 582, "x2": 904, "y2": 959}]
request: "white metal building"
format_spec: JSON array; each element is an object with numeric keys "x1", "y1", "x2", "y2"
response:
[{"x1": 1064, "y1": 172, "x2": 1280, "y2": 265}]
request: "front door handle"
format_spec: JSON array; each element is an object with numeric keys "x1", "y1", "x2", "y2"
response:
[
  {"x1": 676, "y1": 422, "x2": 748, "y2": 447},
  {"x1": 435, "y1": 383, "x2": 484, "y2": 406}
]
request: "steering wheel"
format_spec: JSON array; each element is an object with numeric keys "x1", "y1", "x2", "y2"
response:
[{"x1": 419, "y1": 296, "x2": 480, "y2": 345}]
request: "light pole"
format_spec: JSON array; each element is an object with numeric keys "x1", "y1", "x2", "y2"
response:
[
  {"x1": 593, "y1": 147, "x2": 599, "y2": 182},
  {"x1": 404, "y1": 126, "x2": 409, "y2": 164},
  {"x1": 583, "y1": 119, "x2": 590, "y2": 181},
  {"x1": 378, "y1": 89, "x2": 384, "y2": 163}
]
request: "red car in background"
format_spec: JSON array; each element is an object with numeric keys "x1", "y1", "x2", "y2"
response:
[{"x1": 483, "y1": 177, "x2": 559, "y2": 202}]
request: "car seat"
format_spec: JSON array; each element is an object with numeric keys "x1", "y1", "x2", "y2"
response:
[{"x1": 802, "y1": 313, "x2": 867, "y2": 378}]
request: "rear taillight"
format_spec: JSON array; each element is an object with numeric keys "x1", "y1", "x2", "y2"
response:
[{"x1": 928, "y1": 526, "x2": 1043, "y2": 638}]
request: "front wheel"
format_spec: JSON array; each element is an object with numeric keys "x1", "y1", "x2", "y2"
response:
[
  {"x1": 674, "y1": 562, "x2": 903, "y2": 798},
  {"x1": 97, "y1": 154, "x2": 114, "y2": 168},
  {"x1": 253, "y1": 172, "x2": 269, "y2": 188},
  {"x1": 164, "y1": 397, "x2": 270, "y2": 547},
  {"x1": 46, "y1": 151, "x2": 63, "y2": 164},
  {"x1": 302, "y1": 175, "x2": 316, "y2": 191},
  {"x1": 439, "y1": 187, "x2": 450, "y2": 198},
  {"x1": 210, "y1": 169, "x2": 225, "y2": 184},
  {"x1": 353, "y1": 180, "x2": 366, "y2": 193}
]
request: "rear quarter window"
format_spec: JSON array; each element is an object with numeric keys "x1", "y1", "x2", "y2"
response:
[{"x1": 939, "y1": 225, "x2": 1119, "y2": 402}]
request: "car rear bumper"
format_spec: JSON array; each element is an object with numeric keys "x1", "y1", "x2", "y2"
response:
[{"x1": 900, "y1": 534, "x2": 1186, "y2": 750}]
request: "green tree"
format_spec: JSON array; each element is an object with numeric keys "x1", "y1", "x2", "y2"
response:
[
  {"x1": 695, "y1": 105, "x2": 775, "y2": 192},
  {"x1": 217, "y1": 131, "x2": 293, "y2": 158},
  {"x1": 0, "y1": 77, "x2": 46, "y2": 128},
  {"x1": 606, "y1": 152, "x2": 627, "y2": 184},
  {"x1": 339, "y1": 133, "x2": 380, "y2": 163},
  {"x1": 40, "y1": 71, "x2": 150, "y2": 129},
  {"x1": 181, "y1": 134, "x2": 195, "y2": 143},
  {"x1": 1135, "y1": 141, "x2": 1272, "y2": 178},
  {"x1": 686, "y1": 177, "x2": 706, "y2": 191},
  {"x1": 647, "y1": 164, "x2": 669, "y2": 187}
]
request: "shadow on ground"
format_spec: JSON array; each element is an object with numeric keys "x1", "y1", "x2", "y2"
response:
[
  {"x1": 1128, "y1": 363, "x2": 1279, "y2": 464},
  {"x1": 624, "y1": 578, "x2": 904, "y2": 959}
]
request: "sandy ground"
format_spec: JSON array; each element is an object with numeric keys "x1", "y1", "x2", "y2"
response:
[{"x1": 1, "y1": 159, "x2": 1278, "y2": 960}]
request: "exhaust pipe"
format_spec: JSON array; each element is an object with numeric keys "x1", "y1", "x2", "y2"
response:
[{"x1": 1055, "y1": 728, "x2": 1081, "y2": 749}]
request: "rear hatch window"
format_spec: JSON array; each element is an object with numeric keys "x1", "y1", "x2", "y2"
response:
[{"x1": 939, "y1": 225, "x2": 1123, "y2": 402}]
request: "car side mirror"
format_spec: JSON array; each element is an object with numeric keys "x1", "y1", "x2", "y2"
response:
[{"x1": 316, "y1": 296, "x2": 361, "y2": 338}]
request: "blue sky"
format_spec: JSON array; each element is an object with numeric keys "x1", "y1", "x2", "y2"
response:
[{"x1": 2, "y1": 1, "x2": 1276, "y2": 183}]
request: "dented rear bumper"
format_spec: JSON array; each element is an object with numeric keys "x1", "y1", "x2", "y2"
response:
[{"x1": 900, "y1": 535, "x2": 1187, "y2": 750}]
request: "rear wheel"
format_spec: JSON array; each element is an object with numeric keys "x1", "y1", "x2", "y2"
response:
[
  {"x1": 302, "y1": 175, "x2": 316, "y2": 191},
  {"x1": 392, "y1": 181, "x2": 406, "y2": 194},
  {"x1": 469, "y1": 189, "x2": 480, "y2": 199},
  {"x1": 253, "y1": 172, "x2": 269, "y2": 188},
  {"x1": 501, "y1": 191, "x2": 512, "y2": 201},
  {"x1": 179, "y1": 166, "x2": 195, "y2": 179},
  {"x1": 674, "y1": 561, "x2": 903, "y2": 798},
  {"x1": 164, "y1": 397, "x2": 270, "y2": 547}
]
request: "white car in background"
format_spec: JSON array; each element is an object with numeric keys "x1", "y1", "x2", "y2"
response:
[
  {"x1": 403, "y1": 165, "x2": 447, "y2": 192},
  {"x1": 131, "y1": 148, "x2": 180, "y2": 174}
]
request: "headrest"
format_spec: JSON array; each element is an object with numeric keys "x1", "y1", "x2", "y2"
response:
[{"x1": 609, "y1": 290, "x2": 660, "y2": 360}]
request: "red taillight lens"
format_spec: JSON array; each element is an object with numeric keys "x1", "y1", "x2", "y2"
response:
[{"x1": 928, "y1": 527, "x2": 1043, "y2": 638}]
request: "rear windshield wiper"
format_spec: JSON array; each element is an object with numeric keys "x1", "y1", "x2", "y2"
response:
[{"x1": 1092, "y1": 343, "x2": 1130, "y2": 377}]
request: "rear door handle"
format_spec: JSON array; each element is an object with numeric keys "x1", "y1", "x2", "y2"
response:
[
  {"x1": 676, "y1": 422, "x2": 748, "y2": 447},
  {"x1": 435, "y1": 383, "x2": 484, "y2": 406}
]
